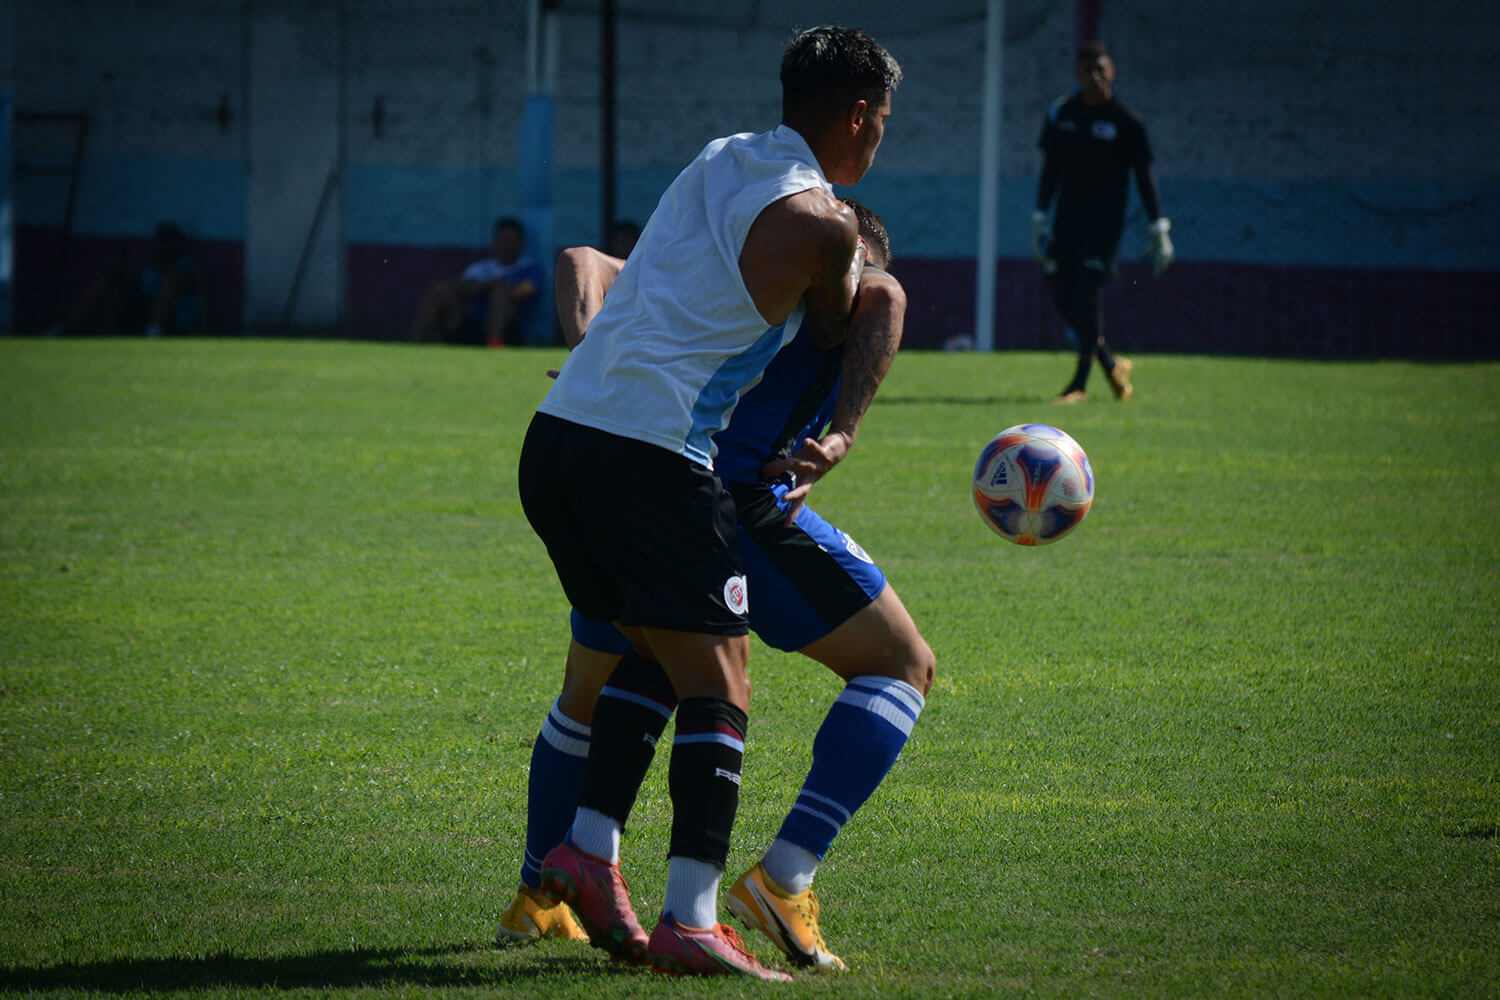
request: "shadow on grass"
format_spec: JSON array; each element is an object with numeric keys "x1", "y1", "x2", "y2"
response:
[
  {"x1": 880, "y1": 393, "x2": 1045, "y2": 407},
  {"x1": 0, "y1": 944, "x2": 639, "y2": 992}
]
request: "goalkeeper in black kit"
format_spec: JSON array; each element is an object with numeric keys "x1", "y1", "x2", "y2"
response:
[{"x1": 1032, "y1": 40, "x2": 1174, "y2": 404}]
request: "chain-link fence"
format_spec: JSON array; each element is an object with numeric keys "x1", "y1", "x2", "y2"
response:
[{"x1": 9, "y1": 0, "x2": 1497, "y2": 354}]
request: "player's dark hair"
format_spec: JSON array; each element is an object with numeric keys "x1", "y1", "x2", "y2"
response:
[
  {"x1": 781, "y1": 25, "x2": 901, "y2": 118},
  {"x1": 1077, "y1": 40, "x2": 1112, "y2": 62},
  {"x1": 841, "y1": 197, "x2": 892, "y2": 270},
  {"x1": 492, "y1": 216, "x2": 524, "y2": 234}
]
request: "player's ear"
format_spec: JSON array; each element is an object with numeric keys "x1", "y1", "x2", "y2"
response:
[{"x1": 845, "y1": 98, "x2": 869, "y2": 136}]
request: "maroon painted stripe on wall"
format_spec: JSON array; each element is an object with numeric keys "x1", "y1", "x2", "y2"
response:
[
  {"x1": 15, "y1": 231, "x2": 1498, "y2": 359},
  {"x1": 897, "y1": 258, "x2": 1500, "y2": 359}
]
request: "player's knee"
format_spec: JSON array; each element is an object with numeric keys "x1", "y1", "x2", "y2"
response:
[
  {"x1": 870, "y1": 633, "x2": 935, "y2": 697},
  {"x1": 555, "y1": 683, "x2": 598, "y2": 722},
  {"x1": 906, "y1": 637, "x2": 936, "y2": 698}
]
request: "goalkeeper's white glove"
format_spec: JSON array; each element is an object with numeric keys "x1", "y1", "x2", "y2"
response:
[
  {"x1": 1145, "y1": 217, "x2": 1174, "y2": 277},
  {"x1": 1030, "y1": 210, "x2": 1052, "y2": 265}
]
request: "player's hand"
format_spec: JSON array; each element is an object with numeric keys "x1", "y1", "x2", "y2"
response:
[
  {"x1": 1145, "y1": 217, "x2": 1174, "y2": 277},
  {"x1": 761, "y1": 430, "x2": 853, "y2": 525},
  {"x1": 1030, "y1": 210, "x2": 1052, "y2": 266}
]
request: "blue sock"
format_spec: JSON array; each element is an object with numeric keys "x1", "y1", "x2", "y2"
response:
[
  {"x1": 773, "y1": 676, "x2": 925, "y2": 867},
  {"x1": 520, "y1": 699, "x2": 591, "y2": 888}
]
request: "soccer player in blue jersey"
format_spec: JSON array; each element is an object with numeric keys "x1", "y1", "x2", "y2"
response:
[
  {"x1": 516, "y1": 26, "x2": 901, "y2": 981},
  {"x1": 501, "y1": 201, "x2": 932, "y2": 973}
]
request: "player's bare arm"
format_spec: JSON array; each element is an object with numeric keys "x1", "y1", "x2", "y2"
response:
[
  {"x1": 739, "y1": 188, "x2": 862, "y2": 348},
  {"x1": 555, "y1": 247, "x2": 626, "y2": 348}
]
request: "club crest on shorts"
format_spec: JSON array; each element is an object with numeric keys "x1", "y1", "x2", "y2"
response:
[
  {"x1": 837, "y1": 530, "x2": 875, "y2": 564},
  {"x1": 723, "y1": 574, "x2": 749, "y2": 615}
]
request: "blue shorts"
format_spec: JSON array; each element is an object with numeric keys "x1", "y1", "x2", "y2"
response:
[{"x1": 571, "y1": 479, "x2": 886, "y2": 655}]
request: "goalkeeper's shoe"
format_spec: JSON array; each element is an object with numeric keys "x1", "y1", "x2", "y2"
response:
[
  {"x1": 1108, "y1": 357, "x2": 1134, "y2": 401},
  {"x1": 495, "y1": 885, "x2": 589, "y2": 946},
  {"x1": 647, "y1": 914, "x2": 793, "y2": 981},
  {"x1": 726, "y1": 863, "x2": 848, "y2": 971},
  {"x1": 538, "y1": 840, "x2": 649, "y2": 964}
]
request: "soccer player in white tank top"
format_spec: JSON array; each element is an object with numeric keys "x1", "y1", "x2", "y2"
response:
[
  {"x1": 516, "y1": 25, "x2": 902, "y2": 981},
  {"x1": 502, "y1": 202, "x2": 933, "y2": 972}
]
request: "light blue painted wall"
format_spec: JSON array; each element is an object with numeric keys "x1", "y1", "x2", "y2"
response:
[
  {"x1": 342, "y1": 162, "x2": 525, "y2": 248},
  {"x1": 18, "y1": 155, "x2": 242, "y2": 242},
  {"x1": 21, "y1": 153, "x2": 1497, "y2": 273},
  {"x1": 14, "y1": 0, "x2": 1498, "y2": 288}
]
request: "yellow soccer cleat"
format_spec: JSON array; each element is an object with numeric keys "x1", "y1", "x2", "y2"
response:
[
  {"x1": 495, "y1": 885, "x2": 589, "y2": 947},
  {"x1": 726, "y1": 863, "x2": 847, "y2": 971},
  {"x1": 1108, "y1": 357, "x2": 1134, "y2": 401}
]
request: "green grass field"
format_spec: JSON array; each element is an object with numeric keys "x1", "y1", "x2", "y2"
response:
[{"x1": 2, "y1": 338, "x2": 1497, "y2": 999}]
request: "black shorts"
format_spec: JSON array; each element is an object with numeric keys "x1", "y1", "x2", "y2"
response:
[
  {"x1": 518, "y1": 412, "x2": 749, "y2": 635},
  {"x1": 1048, "y1": 246, "x2": 1118, "y2": 283}
]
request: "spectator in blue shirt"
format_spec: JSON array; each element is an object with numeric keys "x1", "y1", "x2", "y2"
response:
[
  {"x1": 410, "y1": 216, "x2": 543, "y2": 347},
  {"x1": 49, "y1": 221, "x2": 204, "y2": 338}
]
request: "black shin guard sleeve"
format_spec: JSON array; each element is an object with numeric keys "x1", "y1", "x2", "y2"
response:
[
  {"x1": 667, "y1": 697, "x2": 747, "y2": 867},
  {"x1": 575, "y1": 652, "x2": 678, "y2": 827}
]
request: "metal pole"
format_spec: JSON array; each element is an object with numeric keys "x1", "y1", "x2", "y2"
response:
[
  {"x1": 334, "y1": 0, "x2": 347, "y2": 332},
  {"x1": 1076, "y1": 0, "x2": 1101, "y2": 49},
  {"x1": 601, "y1": 0, "x2": 616, "y2": 245},
  {"x1": 522, "y1": 0, "x2": 558, "y2": 343},
  {"x1": 974, "y1": 0, "x2": 1004, "y2": 351}
]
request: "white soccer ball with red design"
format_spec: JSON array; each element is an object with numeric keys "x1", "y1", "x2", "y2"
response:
[{"x1": 972, "y1": 423, "x2": 1094, "y2": 545}]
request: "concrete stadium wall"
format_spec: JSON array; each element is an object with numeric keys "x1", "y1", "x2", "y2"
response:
[{"x1": 10, "y1": 0, "x2": 1499, "y2": 356}]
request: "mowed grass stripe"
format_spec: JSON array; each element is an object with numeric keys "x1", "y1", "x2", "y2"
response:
[{"x1": 2, "y1": 338, "x2": 1496, "y2": 998}]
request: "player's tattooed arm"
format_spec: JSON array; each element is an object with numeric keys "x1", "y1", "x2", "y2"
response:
[
  {"x1": 768, "y1": 265, "x2": 906, "y2": 524},
  {"x1": 827, "y1": 264, "x2": 905, "y2": 447}
]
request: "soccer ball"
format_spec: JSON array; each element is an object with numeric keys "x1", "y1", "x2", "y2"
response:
[{"x1": 972, "y1": 423, "x2": 1094, "y2": 545}]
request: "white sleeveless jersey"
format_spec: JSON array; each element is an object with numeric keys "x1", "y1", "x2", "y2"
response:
[{"x1": 537, "y1": 125, "x2": 831, "y2": 469}]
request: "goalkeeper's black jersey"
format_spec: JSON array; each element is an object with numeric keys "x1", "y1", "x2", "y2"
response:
[{"x1": 1038, "y1": 94, "x2": 1153, "y2": 262}]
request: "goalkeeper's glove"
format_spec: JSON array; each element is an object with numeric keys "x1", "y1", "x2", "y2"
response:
[
  {"x1": 1145, "y1": 217, "x2": 1174, "y2": 277},
  {"x1": 1030, "y1": 210, "x2": 1052, "y2": 265}
]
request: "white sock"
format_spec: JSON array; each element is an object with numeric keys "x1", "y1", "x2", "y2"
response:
[
  {"x1": 663, "y1": 856, "x2": 721, "y2": 929},
  {"x1": 761, "y1": 839, "x2": 819, "y2": 895},
  {"x1": 569, "y1": 806, "x2": 621, "y2": 863}
]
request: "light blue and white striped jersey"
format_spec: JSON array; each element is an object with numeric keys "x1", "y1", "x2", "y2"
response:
[{"x1": 537, "y1": 125, "x2": 831, "y2": 469}]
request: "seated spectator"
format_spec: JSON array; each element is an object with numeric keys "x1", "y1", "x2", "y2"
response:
[
  {"x1": 409, "y1": 217, "x2": 543, "y2": 347},
  {"x1": 49, "y1": 221, "x2": 204, "y2": 337}
]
